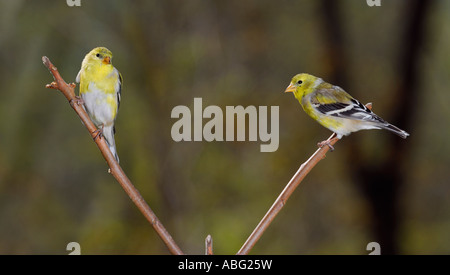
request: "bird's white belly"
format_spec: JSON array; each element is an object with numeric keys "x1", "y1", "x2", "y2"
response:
[
  {"x1": 325, "y1": 116, "x2": 381, "y2": 138},
  {"x1": 82, "y1": 83, "x2": 116, "y2": 127}
]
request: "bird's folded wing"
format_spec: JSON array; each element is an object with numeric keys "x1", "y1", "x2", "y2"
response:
[
  {"x1": 311, "y1": 88, "x2": 384, "y2": 123},
  {"x1": 115, "y1": 69, "x2": 122, "y2": 110}
]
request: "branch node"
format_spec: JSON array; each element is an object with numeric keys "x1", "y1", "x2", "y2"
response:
[
  {"x1": 45, "y1": 82, "x2": 59, "y2": 90},
  {"x1": 42, "y1": 56, "x2": 57, "y2": 71}
]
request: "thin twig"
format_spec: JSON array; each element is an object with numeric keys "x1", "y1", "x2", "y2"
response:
[
  {"x1": 205, "y1": 235, "x2": 213, "y2": 255},
  {"x1": 237, "y1": 104, "x2": 372, "y2": 255},
  {"x1": 42, "y1": 56, "x2": 183, "y2": 255}
]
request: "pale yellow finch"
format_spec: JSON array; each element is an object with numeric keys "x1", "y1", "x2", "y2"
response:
[
  {"x1": 285, "y1": 73, "x2": 409, "y2": 146},
  {"x1": 76, "y1": 47, "x2": 122, "y2": 162}
]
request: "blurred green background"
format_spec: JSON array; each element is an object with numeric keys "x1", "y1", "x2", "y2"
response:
[{"x1": 0, "y1": 0, "x2": 448, "y2": 254}]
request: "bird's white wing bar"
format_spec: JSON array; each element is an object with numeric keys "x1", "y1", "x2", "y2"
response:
[{"x1": 314, "y1": 98, "x2": 385, "y2": 123}]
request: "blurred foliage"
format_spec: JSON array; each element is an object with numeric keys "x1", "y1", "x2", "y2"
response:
[{"x1": 0, "y1": 0, "x2": 449, "y2": 254}]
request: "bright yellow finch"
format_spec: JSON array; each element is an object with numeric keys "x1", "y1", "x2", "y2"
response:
[
  {"x1": 285, "y1": 73, "x2": 409, "y2": 143},
  {"x1": 76, "y1": 47, "x2": 122, "y2": 162}
]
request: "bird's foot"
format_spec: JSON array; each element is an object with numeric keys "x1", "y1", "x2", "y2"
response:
[
  {"x1": 317, "y1": 140, "x2": 335, "y2": 151},
  {"x1": 71, "y1": 96, "x2": 85, "y2": 106},
  {"x1": 317, "y1": 135, "x2": 340, "y2": 151},
  {"x1": 92, "y1": 125, "x2": 104, "y2": 141}
]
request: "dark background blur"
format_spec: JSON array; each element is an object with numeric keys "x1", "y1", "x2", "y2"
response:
[{"x1": 0, "y1": 0, "x2": 448, "y2": 254}]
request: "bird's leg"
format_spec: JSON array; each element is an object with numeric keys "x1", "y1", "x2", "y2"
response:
[
  {"x1": 317, "y1": 134, "x2": 339, "y2": 151},
  {"x1": 92, "y1": 125, "x2": 104, "y2": 141}
]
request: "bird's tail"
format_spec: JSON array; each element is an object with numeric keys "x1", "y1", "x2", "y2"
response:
[
  {"x1": 380, "y1": 122, "x2": 409, "y2": 139},
  {"x1": 103, "y1": 125, "x2": 120, "y2": 163}
]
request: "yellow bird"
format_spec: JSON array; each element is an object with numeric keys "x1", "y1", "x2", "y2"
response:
[
  {"x1": 285, "y1": 73, "x2": 409, "y2": 147},
  {"x1": 76, "y1": 47, "x2": 122, "y2": 162}
]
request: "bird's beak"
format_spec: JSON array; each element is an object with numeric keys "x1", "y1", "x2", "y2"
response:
[
  {"x1": 102, "y1": 56, "x2": 111, "y2": 64},
  {"x1": 284, "y1": 83, "x2": 295, "y2": 93}
]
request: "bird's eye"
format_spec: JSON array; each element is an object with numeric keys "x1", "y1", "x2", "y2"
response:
[
  {"x1": 96, "y1": 53, "x2": 101, "y2": 58},
  {"x1": 297, "y1": 80, "x2": 303, "y2": 85}
]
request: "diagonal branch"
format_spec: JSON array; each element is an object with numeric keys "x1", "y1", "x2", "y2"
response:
[
  {"x1": 42, "y1": 56, "x2": 183, "y2": 255},
  {"x1": 237, "y1": 104, "x2": 372, "y2": 255},
  {"x1": 237, "y1": 134, "x2": 338, "y2": 255}
]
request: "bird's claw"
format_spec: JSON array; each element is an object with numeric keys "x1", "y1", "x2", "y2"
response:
[
  {"x1": 92, "y1": 126, "x2": 104, "y2": 141},
  {"x1": 317, "y1": 140, "x2": 335, "y2": 151},
  {"x1": 71, "y1": 96, "x2": 85, "y2": 106}
]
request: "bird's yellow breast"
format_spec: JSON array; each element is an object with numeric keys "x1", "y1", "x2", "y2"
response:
[
  {"x1": 78, "y1": 61, "x2": 120, "y2": 121},
  {"x1": 79, "y1": 62, "x2": 117, "y2": 96}
]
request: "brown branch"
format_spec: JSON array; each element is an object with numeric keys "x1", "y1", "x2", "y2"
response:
[
  {"x1": 237, "y1": 134, "x2": 338, "y2": 255},
  {"x1": 42, "y1": 56, "x2": 183, "y2": 255},
  {"x1": 237, "y1": 104, "x2": 373, "y2": 255},
  {"x1": 205, "y1": 235, "x2": 213, "y2": 255}
]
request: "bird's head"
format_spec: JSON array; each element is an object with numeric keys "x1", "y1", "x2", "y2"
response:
[
  {"x1": 84, "y1": 47, "x2": 113, "y2": 66},
  {"x1": 285, "y1": 73, "x2": 322, "y2": 99}
]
